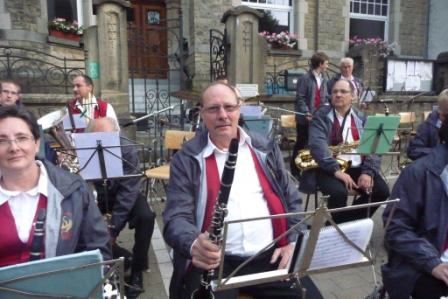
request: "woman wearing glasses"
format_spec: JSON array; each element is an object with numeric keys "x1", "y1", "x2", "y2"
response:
[{"x1": 0, "y1": 106, "x2": 110, "y2": 267}]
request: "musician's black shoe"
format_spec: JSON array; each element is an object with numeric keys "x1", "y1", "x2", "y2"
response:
[{"x1": 125, "y1": 271, "x2": 144, "y2": 298}]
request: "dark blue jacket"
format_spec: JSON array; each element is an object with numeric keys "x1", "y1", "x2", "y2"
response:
[
  {"x1": 382, "y1": 143, "x2": 448, "y2": 299},
  {"x1": 407, "y1": 110, "x2": 440, "y2": 160},
  {"x1": 295, "y1": 70, "x2": 329, "y2": 125},
  {"x1": 163, "y1": 128, "x2": 302, "y2": 298},
  {"x1": 300, "y1": 105, "x2": 381, "y2": 192}
]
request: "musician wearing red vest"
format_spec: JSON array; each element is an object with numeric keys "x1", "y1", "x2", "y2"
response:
[
  {"x1": 291, "y1": 52, "x2": 330, "y2": 178},
  {"x1": 305, "y1": 79, "x2": 390, "y2": 223},
  {"x1": 68, "y1": 75, "x2": 118, "y2": 132},
  {"x1": 0, "y1": 106, "x2": 111, "y2": 267},
  {"x1": 163, "y1": 82, "x2": 322, "y2": 299}
]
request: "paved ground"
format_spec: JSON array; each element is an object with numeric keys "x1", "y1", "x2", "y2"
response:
[{"x1": 118, "y1": 132, "x2": 402, "y2": 298}]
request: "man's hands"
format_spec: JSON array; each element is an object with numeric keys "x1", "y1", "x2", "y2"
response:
[
  {"x1": 305, "y1": 113, "x2": 313, "y2": 122},
  {"x1": 357, "y1": 174, "x2": 373, "y2": 193},
  {"x1": 191, "y1": 232, "x2": 221, "y2": 270},
  {"x1": 432, "y1": 263, "x2": 448, "y2": 285},
  {"x1": 334, "y1": 170, "x2": 358, "y2": 191},
  {"x1": 270, "y1": 243, "x2": 294, "y2": 269}
]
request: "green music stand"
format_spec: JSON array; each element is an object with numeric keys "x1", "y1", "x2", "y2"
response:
[{"x1": 357, "y1": 115, "x2": 400, "y2": 154}]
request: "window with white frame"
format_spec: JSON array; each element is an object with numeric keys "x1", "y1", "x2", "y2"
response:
[
  {"x1": 241, "y1": 0, "x2": 293, "y2": 33},
  {"x1": 350, "y1": 0, "x2": 389, "y2": 40},
  {"x1": 47, "y1": 0, "x2": 84, "y2": 26}
]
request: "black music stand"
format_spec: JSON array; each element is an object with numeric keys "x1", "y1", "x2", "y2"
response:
[
  {"x1": 72, "y1": 133, "x2": 146, "y2": 223},
  {"x1": 211, "y1": 198, "x2": 400, "y2": 298}
]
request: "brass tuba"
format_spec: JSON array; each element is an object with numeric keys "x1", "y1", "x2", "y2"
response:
[
  {"x1": 38, "y1": 109, "x2": 79, "y2": 173},
  {"x1": 295, "y1": 141, "x2": 359, "y2": 172}
]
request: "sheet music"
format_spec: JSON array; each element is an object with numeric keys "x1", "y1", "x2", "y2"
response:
[
  {"x1": 72, "y1": 132, "x2": 124, "y2": 180},
  {"x1": 294, "y1": 218, "x2": 374, "y2": 271},
  {"x1": 62, "y1": 113, "x2": 87, "y2": 130}
]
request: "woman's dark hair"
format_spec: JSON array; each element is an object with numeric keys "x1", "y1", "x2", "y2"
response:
[{"x1": 0, "y1": 106, "x2": 40, "y2": 140}]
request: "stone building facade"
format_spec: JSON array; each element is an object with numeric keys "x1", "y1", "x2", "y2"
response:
[{"x1": 0, "y1": 0, "x2": 445, "y2": 116}]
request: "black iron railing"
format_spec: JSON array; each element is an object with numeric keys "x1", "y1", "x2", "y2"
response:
[{"x1": 0, "y1": 46, "x2": 85, "y2": 94}]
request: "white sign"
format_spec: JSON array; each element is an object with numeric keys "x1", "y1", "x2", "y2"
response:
[{"x1": 236, "y1": 84, "x2": 259, "y2": 98}]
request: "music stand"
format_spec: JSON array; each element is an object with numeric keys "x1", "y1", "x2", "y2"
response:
[
  {"x1": 72, "y1": 132, "x2": 146, "y2": 225},
  {"x1": 211, "y1": 198, "x2": 399, "y2": 297},
  {"x1": 357, "y1": 115, "x2": 400, "y2": 155},
  {"x1": 0, "y1": 250, "x2": 125, "y2": 299}
]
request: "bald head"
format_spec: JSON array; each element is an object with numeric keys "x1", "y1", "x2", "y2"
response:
[{"x1": 88, "y1": 117, "x2": 119, "y2": 133}]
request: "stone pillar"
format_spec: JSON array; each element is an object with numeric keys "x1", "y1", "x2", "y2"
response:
[
  {"x1": 91, "y1": 0, "x2": 130, "y2": 118},
  {"x1": 222, "y1": 6, "x2": 265, "y2": 87}
]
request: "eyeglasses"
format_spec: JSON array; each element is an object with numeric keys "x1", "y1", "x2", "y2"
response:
[
  {"x1": 202, "y1": 103, "x2": 240, "y2": 114},
  {"x1": 0, "y1": 136, "x2": 34, "y2": 148},
  {"x1": 332, "y1": 89, "x2": 351, "y2": 95},
  {"x1": 1, "y1": 90, "x2": 19, "y2": 96}
]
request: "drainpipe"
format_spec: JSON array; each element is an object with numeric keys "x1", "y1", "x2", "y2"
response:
[
  {"x1": 424, "y1": 1, "x2": 431, "y2": 59},
  {"x1": 315, "y1": 0, "x2": 320, "y2": 51}
]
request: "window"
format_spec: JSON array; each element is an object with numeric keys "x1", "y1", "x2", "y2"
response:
[
  {"x1": 242, "y1": 0, "x2": 293, "y2": 33},
  {"x1": 350, "y1": 0, "x2": 389, "y2": 40},
  {"x1": 47, "y1": 0, "x2": 84, "y2": 26}
]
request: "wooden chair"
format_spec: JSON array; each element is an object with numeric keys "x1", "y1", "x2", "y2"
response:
[
  {"x1": 145, "y1": 130, "x2": 195, "y2": 201},
  {"x1": 393, "y1": 112, "x2": 416, "y2": 168},
  {"x1": 279, "y1": 114, "x2": 296, "y2": 156}
]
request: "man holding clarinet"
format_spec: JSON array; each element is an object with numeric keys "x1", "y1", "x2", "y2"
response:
[{"x1": 163, "y1": 81, "x2": 322, "y2": 299}]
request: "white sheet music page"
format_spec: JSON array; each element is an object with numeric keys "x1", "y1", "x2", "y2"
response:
[{"x1": 297, "y1": 218, "x2": 374, "y2": 271}]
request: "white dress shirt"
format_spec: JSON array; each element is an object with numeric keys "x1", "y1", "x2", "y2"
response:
[
  {"x1": 0, "y1": 161, "x2": 49, "y2": 243},
  {"x1": 335, "y1": 109, "x2": 362, "y2": 167},
  {"x1": 202, "y1": 129, "x2": 273, "y2": 256},
  {"x1": 74, "y1": 95, "x2": 118, "y2": 122}
]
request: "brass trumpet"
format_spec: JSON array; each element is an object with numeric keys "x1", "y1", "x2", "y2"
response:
[{"x1": 295, "y1": 141, "x2": 359, "y2": 172}]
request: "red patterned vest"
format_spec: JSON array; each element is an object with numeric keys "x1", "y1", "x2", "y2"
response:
[{"x1": 0, "y1": 195, "x2": 47, "y2": 267}]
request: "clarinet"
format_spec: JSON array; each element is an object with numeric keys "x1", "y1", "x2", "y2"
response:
[
  {"x1": 29, "y1": 208, "x2": 46, "y2": 261},
  {"x1": 191, "y1": 138, "x2": 239, "y2": 299}
]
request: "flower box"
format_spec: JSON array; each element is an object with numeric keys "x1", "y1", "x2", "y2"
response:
[
  {"x1": 49, "y1": 30, "x2": 81, "y2": 42},
  {"x1": 260, "y1": 31, "x2": 298, "y2": 51}
]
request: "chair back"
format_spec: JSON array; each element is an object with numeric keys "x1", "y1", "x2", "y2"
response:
[
  {"x1": 398, "y1": 112, "x2": 416, "y2": 124},
  {"x1": 164, "y1": 130, "x2": 196, "y2": 150},
  {"x1": 280, "y1": 114, "x2": 296, "y2": 128}
]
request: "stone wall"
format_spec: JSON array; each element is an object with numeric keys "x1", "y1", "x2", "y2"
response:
[
  {"x1": 4, "y1": 0, "x2": 46, "y2": 33},
  {"x1": 316, "y1": 0, "x2": 347, "y2": 55},
  {"x1": 189, "y1": 0, "x2": 231, "y2": 91},
  {"x1": 398, "y1": 0, "x2": 428, "y2": 57}
]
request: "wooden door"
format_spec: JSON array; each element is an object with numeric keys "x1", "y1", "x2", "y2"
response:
[{"x1": 128, "y1": 0, "x2": 168, "y2": 79}]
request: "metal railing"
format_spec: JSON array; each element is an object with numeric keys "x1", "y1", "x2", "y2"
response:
[{"x1": 0, "y1": 46, "x2": 85, "y2": 94}]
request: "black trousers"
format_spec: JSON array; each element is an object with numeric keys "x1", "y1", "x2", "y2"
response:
[
  {"x1": 112, "y1": 194, "x2": 156, "y2": 272},
  {"x1": 183, "y1": 247, "x2": 323, "y2": 299},
  {"x1": 412, "y1": 272, "x2": 448, "y2": 299},
  {"x1": 291, "y1": 123, "x2": 309, "y2": 178},
  {"x1": 316, "y1": 168, "x2": 390, "y2": 223}
]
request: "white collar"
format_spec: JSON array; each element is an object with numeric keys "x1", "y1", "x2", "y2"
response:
[
  {"x1": 334, "y1": 107, "x2": 353, "y2": 120},
  {"x1": 312, "y1": 70, "x2": 322, "y2": 79},
  {"x1": 75, "y1": 95, "x2": 98, "y2": 109},
  {"x1": 341, "y1": 75, "x2": 354, "y2": 81},
  {"x1": 0, "y1": 160, "x2": 49, "y2": 205},
  {"x1": 203, "y1": 127, "x2": 251, "y2": 158}
]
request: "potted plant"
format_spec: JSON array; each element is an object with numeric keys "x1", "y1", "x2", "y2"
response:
[
  {"x1": 349, "y1": 36, "x2": 397, "y2": 57},
  {"x1": 48, "y1": 18, "x2": 84, "y2": 42},
  {"x1": 260, "y1": 31, "x2": 298, "y2": 50}
]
